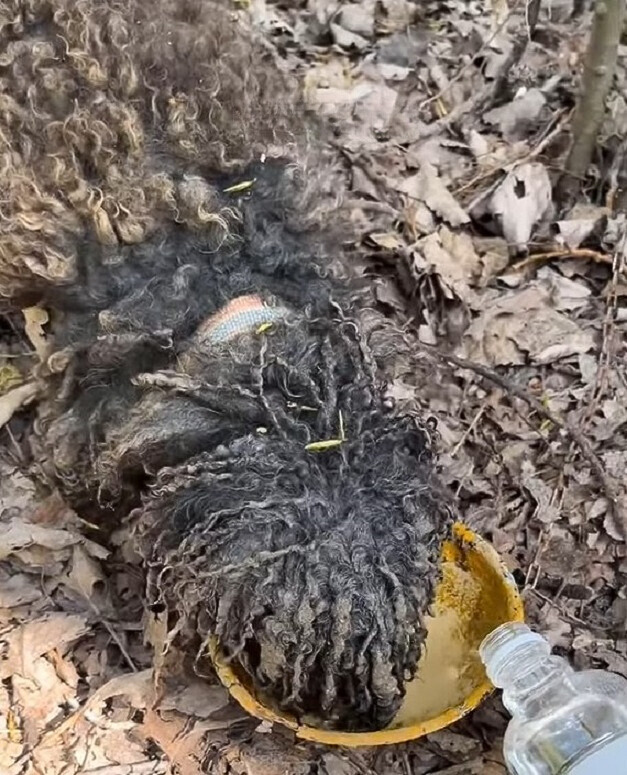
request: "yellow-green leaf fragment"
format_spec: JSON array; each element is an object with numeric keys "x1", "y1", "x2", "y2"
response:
[
  {"x1": 305, "y1": 439, "x2": 343, "y2": 452},
  {"x1": 223, "y1": 179, "x2": 256, "y2": 194},
  {"x1": 0, "y1": 364, "x2": 22, "y2": 396}
]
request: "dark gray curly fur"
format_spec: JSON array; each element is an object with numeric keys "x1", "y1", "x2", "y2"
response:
[{"x1": 0, "y1": 0, "x2": 452, "y2": 731}]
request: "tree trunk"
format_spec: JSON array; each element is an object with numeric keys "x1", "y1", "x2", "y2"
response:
[
  {"x1": 527, "y1": 0, "x2": 542, "y2": 38},
  {"x1": 558, "y1": 0, "x2": 625, "y2": 206}
]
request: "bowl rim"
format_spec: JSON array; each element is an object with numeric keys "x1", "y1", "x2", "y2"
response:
[{"x1": 208, "y1": 522, "x2": 524, "y2": 746}]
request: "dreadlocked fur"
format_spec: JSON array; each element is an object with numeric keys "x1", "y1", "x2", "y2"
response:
[{"x1": 0, "y1": 0, "x2": 452, "y2": 731}]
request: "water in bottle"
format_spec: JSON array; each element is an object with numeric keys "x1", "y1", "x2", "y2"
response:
[{"x1": 479, "y1": 622, "x2": 627, "y2": 774}]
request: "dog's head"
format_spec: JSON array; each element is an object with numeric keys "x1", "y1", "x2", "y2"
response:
[{"x1": 132, "y1": 314, "x2": 451, "y2": 731}]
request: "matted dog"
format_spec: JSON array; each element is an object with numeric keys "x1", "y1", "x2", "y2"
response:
[{"x1": 0, "y1": 0, "x2": 451, "y2": 731}]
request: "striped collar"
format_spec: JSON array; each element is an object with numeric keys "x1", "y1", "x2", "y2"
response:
[{"x1": 198, "y1": 295, "x2": 289, "y2": 344}]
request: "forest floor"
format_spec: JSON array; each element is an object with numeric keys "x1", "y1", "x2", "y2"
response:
[{"x1": 1, "y1": 1, "x2": 626, "y2": 773}]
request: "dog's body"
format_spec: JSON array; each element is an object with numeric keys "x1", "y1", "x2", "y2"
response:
[{"x1": 0, "y1": 0, "x2": 451, "y2": 730}]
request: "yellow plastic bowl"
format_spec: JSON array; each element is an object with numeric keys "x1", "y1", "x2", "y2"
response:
[{"x1": 208, "y1": 522, "x2": 523, "y2": 746}]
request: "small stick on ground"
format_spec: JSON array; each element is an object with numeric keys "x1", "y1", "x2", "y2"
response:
[
  {"x1": 450, "y1": 402, "x2": 487, "y2": 457},
  {"x1": 511, "y1": 248, "x2": 622, "y2": 274},
  {"x1": 582, "y1": 244, "x2": 623, "y2": 427},
  {"x1": 81, "y1": 763, "x2": 167, "y2": 775},
  {"x1": 456, "y1": 109, "x2": 571, "y2": 200},
  {"x1": 423, "y1": 348, "x2": 623, "y2": 530}
]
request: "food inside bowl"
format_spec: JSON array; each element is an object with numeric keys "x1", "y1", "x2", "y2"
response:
[{"x1": 209, "y1": 523, "x2": 524, "y2": 747}]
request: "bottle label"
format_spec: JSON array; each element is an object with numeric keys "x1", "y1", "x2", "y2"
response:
[{"x1": 566, "y1": 733, "x2": 627, "y2": 774}]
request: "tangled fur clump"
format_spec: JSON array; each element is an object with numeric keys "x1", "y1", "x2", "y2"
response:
[{"x1": 0, "y1": 0, "x2": 452, "y2": 731}]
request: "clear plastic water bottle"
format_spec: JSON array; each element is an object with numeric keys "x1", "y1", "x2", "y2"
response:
[{"x1": 479, "y1": 622, "x2": 627, "y2": 774}]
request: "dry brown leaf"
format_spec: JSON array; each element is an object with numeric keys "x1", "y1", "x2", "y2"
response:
[
  {"x1": 459, "y1": 287, "x2": 595, "y2": 366},
  {"x1": 376, "y1": 0, "x2": 414, "y2": 34},
  {"x1": 489, "y1": 0, "x2": 509, "y2": 28},
  {"x1": 369, "y1": 231, "x2": 404, "y2": 250},
  {"x1": 352, "y1": 82, "x2": 398, "y2": 131},
  {"x1": 12, "y1": 657, "x2": 78, "y2": 744},
  {"x1": 0, "y1": 382, "x2": 39, "y2": 430},
  {"x1": 488, "y1": 163, "x2": 553, "y2": 252},
  {"x1": 522, "y1": 463, "x2": 560, "y2": 524},
  {"x1": 67, "y1": 727, "x2": 150, "y2": 773},
  {"x1": 308, "y1": 82, "x2": 372, "y2": 118},
  {"x1": 541, "y1": 606, "x2": 573, "y2": 650},
  {"x1": 138, "y1": 708, "x2": 205, "y2": 775},
  {"x1": 330, "y1": 22, "x2": 370, "y2": 50},
  {"x1": 403, "y1": 199, "x2": 436, "y2": 237},
  {"x1": 63, "y1": 544, "x2": 107, "y2": 602},
  {"x1": 483, "y1": 89, "x2": 546, "y2": 140},
  {"x1": 427, "y1": 728, "x2": 482, "y2": 759},
  {"x1": 376, "y1": 62, "x2": 410, "y2": 80},
  {"x1": 322, "y1": 753, "x2": 354, "y2": 775},
  {"x1": 86, "y1": 669, "x2": 154, "y2": 712},
  {"x1": 1, "y1": 614, "x2": 90, "y2": 680},
  {"x1": 398, "y1": 165, "x2": 469, "y2": 227},
  {"x1": 0, "y1": 517, "x2": 80, "y2": 560},
  {"x1": 556, "y1": 220, "x2": 601, "y2": 250},
  {"x1": 22, "y1": 306, "x2": 51, "y2": 361},
  {"x1": 591, "y1": 400, "x2": 627, "y2": 442},
  {"x1": 386, "y1": 379, "x2": 416, "y2": 402},
  {"x1": 336, "y1": 1, "x2": 376, "y2": 37},
  {"x1": 0, "y1": 573, "x2": 42, "y2": 609},
  {"x1": 159, "y1": 681, "x2": 230, "y2": 719},
  {"x1": 556, "y1": 202, "x2": 607, "y2": 249},
  {"x1": 0, "y1": 463, "x2": 37, "y2": 517},
  {"x1": 472, "y1": 236, "x2": 510, "y2": 283},
  {"x1": 536, "y1": 267, "x2": 591, "y2": 312},
  {"x1": 224, "y1": 736, "x2": 312, "y2": 775}
]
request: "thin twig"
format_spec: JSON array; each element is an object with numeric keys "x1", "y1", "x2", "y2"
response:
[
  {"x1": 0, "y1": 350, "x2": 37, "y2": 358},
  {"x1": 81, "y1": 763, "x2": 167, "y2": 775},
  {"x1": 459, "y1": 109, "x2": 571, "y2": 196},
  {"x1": 89, "y1": 600, "x2": 138, "y2": 673},
  {"x1": 459, "y1": 109, "x2": 571, "y2": 205},
  {"x1": 529, "y1": 588, "x2": 590, "y2": 627},
  {"x1": 582, "y1": 244, "x2": 623, "y2": 427},
  {"x1": 511, "y1": 248, "x2": 620, "y2": 274},
  {"x1": 341, "y1": 751, "x2": 378, "y2": 775},
  {"x1": 424, "y1": 348, "x2": 622, "y2": 515},
  {"x1": 450, "y1": 402, "x2": 487, "y2": 457}
]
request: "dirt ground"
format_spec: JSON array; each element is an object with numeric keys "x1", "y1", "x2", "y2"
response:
[{"x1": 1, "y1": 0, "x2": 627, "y2": 773}]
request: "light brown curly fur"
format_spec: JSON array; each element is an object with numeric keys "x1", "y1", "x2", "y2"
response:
[{"x1": 0, "y1": 0, "x2": 335, "y2": 301}]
